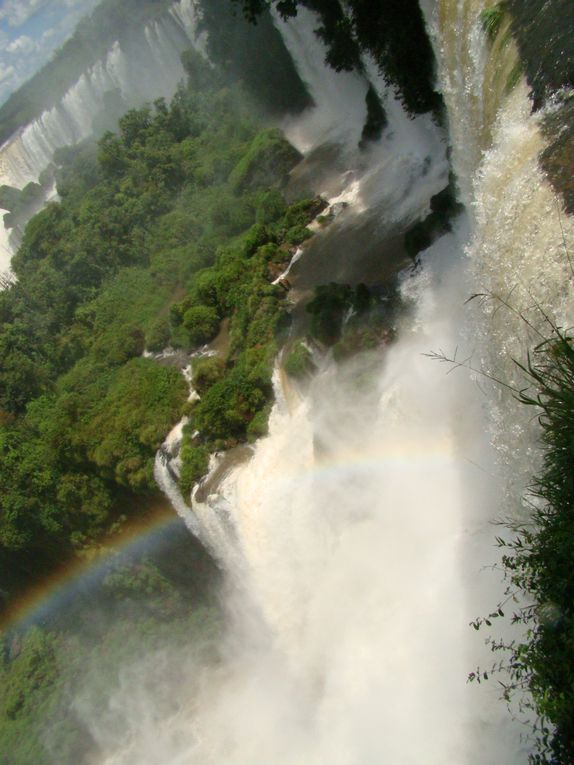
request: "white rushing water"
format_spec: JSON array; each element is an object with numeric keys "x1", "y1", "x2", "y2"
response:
[
  {"x1": 422, "y1": 0, "x2": 574, "y2": 502},
  {"x1": 0, "y1": 0, "x2": 207, "y2": 280},
  {"x1": 91, "y1": 242, "x2": 528, "y2": 763},
  {"x1": 71, "y1": 2, "x2": 571, "y2": 762},
  {"x1": 0, "y1": 0, "x2": 206, "y2": 192}
]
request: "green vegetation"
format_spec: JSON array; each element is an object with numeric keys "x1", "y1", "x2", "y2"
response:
[
  {"x1": 468, "y1": 329, "x2": 574, "y2": 764},
  {"x1": 229, "y1": 128, "x2": 302, "y2": 192},
  {"x1": 0, "y1": 534, "x2": 221, "y2": 764},
  {"x1": 305, "y1": 282, "x2": 385, "y2": 350},
  {"x1": 360, "y1": 84, "x2": 388, "y2": 149},
  {"x1": 199, "y1": 0, "x2": 312, "y2": 117},
  {"x1": 0, "y1": 51, "x2": 309, "y2": 601},
  {"x1": 233, "y1": 0, "x2": 442, "y2": 115},
  {"x1": 480, "y1": 2, "x2": 508, "y2": 43},
  {"x1": 284, "y1": 341, "x2": 315, "y2": 378},
  {"x1": 0, "y1": 0, "x2": 170, "y2": 145},
  {"x1": 306, "y1": 283, "x2": 358, "y2": 346},
  {"x1": 175, "y1": 195, "x2": 322, "y2": 485},
  {"x1": 404, "y1": 180, "x2": 464, "y2": 259},
  {"x1": 0, "y1": 0, "x2": 310, "y2": 148}
]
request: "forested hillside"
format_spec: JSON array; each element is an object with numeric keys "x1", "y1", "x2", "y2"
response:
[{"x1": 0, "y1": 50, "x2": 315, "y2": 604}]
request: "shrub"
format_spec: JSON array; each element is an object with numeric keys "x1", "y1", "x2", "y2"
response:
[
  {"x1": 182, "y1": 305, "x2": 220, "y2": 347},
  {"x1": 284, "y1": 225, "x2": 312, "y2": 246},
  {"x1": 284, "y1": 342, "x2": 314, "y2": 378},
  {"x1": 179, "y1": 444, "x2": 210, "y2": 495},
  {"x1": 192, "y1": 356, "x2": 225, "y2": 394},
  {"x1": 229, "y1": 128, "x2": 302, "y2": 192}
]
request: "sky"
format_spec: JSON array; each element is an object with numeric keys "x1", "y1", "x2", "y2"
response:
[{"x1": 0, "y1": 0, "x2": 100, "y2": 105}]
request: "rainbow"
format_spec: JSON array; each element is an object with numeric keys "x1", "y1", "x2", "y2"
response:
[
  {"x1": 1, "y1": 436, "x2": 475, "y2": 636},
  {"x1": 0, "y1": 504, "x2": 183, "y2": 635}
]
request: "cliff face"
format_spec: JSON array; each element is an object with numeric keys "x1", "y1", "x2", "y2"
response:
[
  {"x1": 507, "y1": 0, "x2": 574, "y2": 106},
  {"x1": 507, "y1": 0, "x2": 574, "y2": 213}
]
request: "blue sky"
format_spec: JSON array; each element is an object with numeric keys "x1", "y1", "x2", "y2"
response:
[{"x1": 0, "y1": 0, "x2": 100, "y2": 105}]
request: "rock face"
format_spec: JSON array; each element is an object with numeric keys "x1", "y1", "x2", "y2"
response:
[
  {"x1": 229, "y1": 129, "x2": 304, "y2": 193},
  {"x1": 507, "y1": 0, "x2": 574, "y2": 213}
]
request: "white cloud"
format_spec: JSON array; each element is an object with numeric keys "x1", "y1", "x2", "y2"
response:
[
  {"x1": 0, "y1": 0, "x2": 51, "y2": 28},
  {"x1": 0, "y1": 63, "x2": 16, "y2": 84},
  {"x1": 0, "y1": 0, "x2": 100, "y2": 105},
  {"x1": 6, "y1": 35, "x2": 37, "y2": 55}
]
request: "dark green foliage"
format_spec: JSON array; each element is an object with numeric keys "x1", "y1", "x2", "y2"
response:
[
  {"x1": 285, "y1": 197, "x2": 327, "y2": 226},
  {"x1": 300, "y1": 0, "x2": 361, "y2": 72},
  {"x1": 176, "y1": 197, "x2": 321, "y2": 486},
  {"x1": 404, "y1": 180, "x2": 463, "y2": 259},
  {"x1": 360, "y1": 84, "x2": 388, "y2": 148},
  {"x1": 512, "y1": 336, "x2": 574, "y2": 764},
  {"x1": 306, "y1": 283, "x2": 355, "y2": 346},
  {"x1": 183, "y1": 306, "x2": 221, "y2": 347},
  {"x1": 254, "y1": 188, "x2": 288, "y2": 225},
  {"x1": 229, "y1": 128, "x2": 302, "y2": 192},
  {"x1": 179, "y1": 444, "x2": 211, "y2": 496},
  {"x1": 78, "y1": 360, "x2": 188, "y2": 491},
  {"x1": 199, "y1": 0, "x2": 312, "y2": 116},
  {"x1": 0, "y1": 627, "x2": 63, "y2": 762},
  {"x1": 193, "y1": 347, "x2": 274, "y2": 443},
  {"x1": 1, "y1": 182, "x2": 47, "y2": 236},
  {"x1": 247, "y1": 404, "x2": 273, "y2": 441},
  {"x1": 304, "y1": 282, "x2": 394, "y2": 360},
  {"x1": 0, "y1": 186, "x2": 22, "y2": 212},
  {"x1": 192, "y1": 357, "x2": 226, "y2": 394},
  {"x1": 472, "y1": 332, "x2": 574, "y2": 764},
  {"x1": 284, "y1": 341, "x2": 314, "y2": 378},
  {"x1": 54, "y1": 141, "x2": 102, "y2": 201},
  {"x1": 480, "y1": 2, "x2": 508, "y2": 42},
  {"x1": 284, "y1": 224, "x2": 312, "y2": 246},
  {"x1": 0, "y1": 535, "x2": 221, "y2": 764},
  {"x1": 0, "y1": 60, "x2": 308, "y2": 598}
]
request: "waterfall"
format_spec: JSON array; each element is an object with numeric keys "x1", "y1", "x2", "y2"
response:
[
  {"x1": 74, "y1": 3, "x2": 565, "y2": 761},
  {"x1": 421, "y1": 0, "x2": 574, "y2": 501},
  {"x1": 0, "y1": 0, "x2": 206, "y2": 192}
]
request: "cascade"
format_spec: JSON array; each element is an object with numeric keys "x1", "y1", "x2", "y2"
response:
[
  {"x1": 0, "y1": 0, "x2": 567, "y2": 757},
  {"x1": 83, "y1": 5, "x2": 560, "y2": 763},
  {"x1": 422, "y1": 0, "x2": 574, "y2": 499},
  {"x1": 0, "y1": 0, "x2": 206, "y2": 278},
  {"x1": 0, "y1": 0, "x2": 206, "y2": 192}
]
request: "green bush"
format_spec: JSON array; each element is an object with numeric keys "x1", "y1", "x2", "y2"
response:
[
  {"x1": 229, "y1": 128, "x2": 302, "y2": 192},
  {"x1": 285, "y1": 225, "x2": 312, "y2": 246},
  {"x1": 0, "y1": 75, "x2": 318, "y2": 595},
  {"x1": 284, "y1": 342, "x2": 314, "y2": 378},
  {"x1": 182, "y1": 305, "x2": 221, "y2": 348},
  {"x1": 247, "y1": 404, "x2": 272, "y2": 441},
  {"x1": 179, "y1": 444, "x2": 210, "y2": 495},
  {"x1": 192, "y1": 356, "x2": 226, "y2": 394},
  {"x1": 145, "y1": 316, "x2": 171, "y2": 352},
  {"x1": 306, "y1": 283, "x2": 353, "y2": 346}
]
